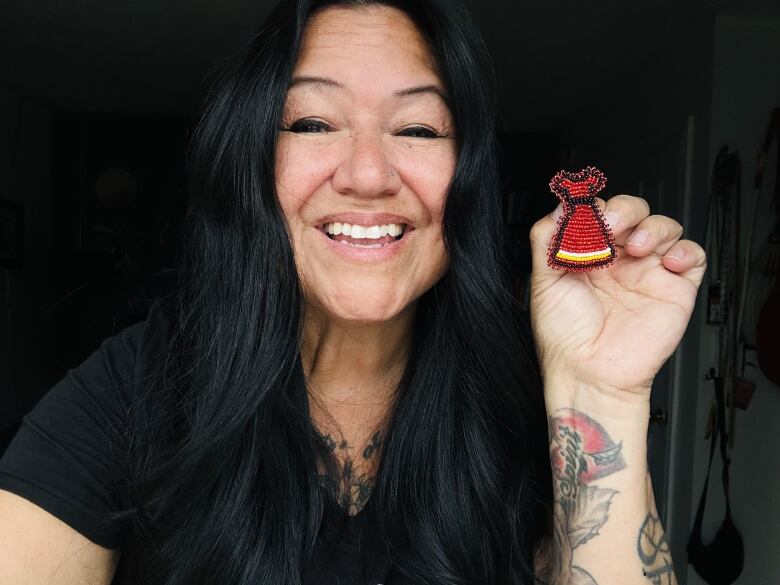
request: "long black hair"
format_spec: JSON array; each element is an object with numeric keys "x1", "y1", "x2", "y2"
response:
[{"x1": 113, "y1": 0, "x2": 552, "y2": 583}]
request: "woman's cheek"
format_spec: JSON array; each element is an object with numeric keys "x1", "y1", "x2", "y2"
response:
[
  {"x1": 274, "y1": 140, "x2": 334, "y2": 216},
  {"x1": 398, "y1": 143, "x2": 455, "y2": 202}
]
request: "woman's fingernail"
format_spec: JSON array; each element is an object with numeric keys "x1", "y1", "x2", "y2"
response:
[
  {"x1": 665, "y1": 248, "x2": 686, "y2": 260},
  {"x1": 627, "y1": 229, "x2": 649, "y2": 246},
  {"x1": 605, "y1": 211, "x2": 619, "y2": 229}
]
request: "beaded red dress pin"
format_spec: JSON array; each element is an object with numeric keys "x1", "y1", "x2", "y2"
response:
[{"x1": 547, "y1": 166, "x2": 617, "y2": 272}]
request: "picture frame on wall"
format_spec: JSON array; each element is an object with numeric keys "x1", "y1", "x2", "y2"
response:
[{"x1": 0, "y1": 199, "x2": 23, "y2": 269}]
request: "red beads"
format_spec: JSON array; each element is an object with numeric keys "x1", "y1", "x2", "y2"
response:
[{"x1": 547, "y1": 166, "x2": 616, "y2": 272}]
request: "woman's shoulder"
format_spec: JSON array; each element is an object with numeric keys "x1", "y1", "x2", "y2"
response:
[
  {"x1": 62, "y1": 297, "x2": 176, "y2": 407},
  {"x1": 0, "y1": 297, "x2": 178, "y2": 550},
  {"x1": 123, "y1": 296, "x2": 175, "y2": 353},
  {"x1": 125, "y1": 297, "x2": 176, "y2": 373}
]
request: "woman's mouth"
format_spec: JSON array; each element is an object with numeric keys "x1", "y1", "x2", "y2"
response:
[
  {"x1": 319, "y1": 222, "x2": 410, "y2": 248},
  {"x1": 315, "y1": 221, "x2": 414, "y2": 262}
]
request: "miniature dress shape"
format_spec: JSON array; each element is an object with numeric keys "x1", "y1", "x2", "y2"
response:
[{"x1": 547, "y1": 166, "x2": 616, "y2": 271}]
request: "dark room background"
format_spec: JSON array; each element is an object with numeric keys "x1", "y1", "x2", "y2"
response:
[{"x1": 1, "y1": 1, "x2": 779, "y2": 583}]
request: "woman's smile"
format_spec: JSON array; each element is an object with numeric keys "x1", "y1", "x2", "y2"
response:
[{"x1": 315, "y1": 221, "x2": 414, "y2": 262}]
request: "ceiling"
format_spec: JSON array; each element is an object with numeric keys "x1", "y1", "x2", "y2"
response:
[{"x1": 0, "y1": 0, "x2": 772, "y2": 131}]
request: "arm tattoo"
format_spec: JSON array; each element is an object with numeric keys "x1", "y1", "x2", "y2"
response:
[
  {"x1": 316, "y1": 430, "x2": 383, "y2": 516},
  {"x1": 638, "y1": 482, "x2": 677, "y2": 585},
  {"x1": 544, "y1": 409, "x2": 626, "y2": 584}
]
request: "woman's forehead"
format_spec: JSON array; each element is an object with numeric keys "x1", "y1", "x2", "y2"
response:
[{"x1": 294, "y1": 5, "x2": 440, "y2": 82}]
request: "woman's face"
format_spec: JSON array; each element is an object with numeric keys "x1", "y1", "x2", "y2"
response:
[{"x1": 275, "y1": 5, "x2": 456, "y2": 324}]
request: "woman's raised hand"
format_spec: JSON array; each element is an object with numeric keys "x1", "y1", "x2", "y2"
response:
[{"x1": 529, "y1": 194, "x2": 706, "y2": 400}]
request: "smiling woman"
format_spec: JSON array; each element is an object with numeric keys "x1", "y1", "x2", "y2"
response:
[
  {"x1": 0, "y1": 0, "x2": 707, "y2": 583},
  {"x1": 279, "y1": 3, "x2": 458, "y2": 526},
  {"x1": 0, "y1": 0, "x2": 552, "y2": 583},
  {"x1": 142, "y1": 0, "x2": 552, "y2": 580}
]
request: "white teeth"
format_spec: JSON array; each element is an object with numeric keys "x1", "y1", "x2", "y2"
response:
[{"x1": 323, "y1": 222, "x2": 406, "y2": 239}]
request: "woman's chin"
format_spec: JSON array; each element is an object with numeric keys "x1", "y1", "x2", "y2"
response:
[
  {"x1": 325, "y1": 302, "x2": 410, "y2": 325},
  {"x1": 311, "y1": 288, "x2": 414, "y2": 325}
]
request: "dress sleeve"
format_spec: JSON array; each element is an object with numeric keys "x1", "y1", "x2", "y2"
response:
[{"x1": 0, "y1": 311, "x2": 153, "y2": 549}]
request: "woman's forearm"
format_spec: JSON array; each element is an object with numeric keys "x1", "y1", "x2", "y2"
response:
[{"x1": 541, "y1": 379, "x2": 677, "y2": 585}]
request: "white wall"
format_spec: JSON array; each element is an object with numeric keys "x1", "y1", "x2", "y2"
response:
[
  {"x1": 688, "y1": 13, "x2": 780, "y2": 585},
  {"x1": 0, "y1": 83, "x2": 52, "y2": 428}
]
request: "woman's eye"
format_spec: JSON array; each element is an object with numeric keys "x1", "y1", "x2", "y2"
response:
[
  {"x1": 287, "y1": 119, "x2": 330, "y2": 133},
  {"x1": 398, "y1": 126, "x2": 440, "y2": 139}
]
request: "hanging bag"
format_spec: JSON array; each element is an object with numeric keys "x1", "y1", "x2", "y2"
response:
[{"x1": 686, "y1": 374, "x2": 744, "y2": 585}]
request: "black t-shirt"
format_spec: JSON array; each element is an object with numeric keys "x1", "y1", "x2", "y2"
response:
[{"x1": 0, "y1": 301, "x2": 394, "y2": 584}]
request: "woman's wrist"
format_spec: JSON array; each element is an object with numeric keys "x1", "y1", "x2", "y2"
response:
[
  {"x1": 543, "y1": 375, "x2": 650, "y2": 481},
  {"x1": 542, "y1": 373, "x2": 652, "y2": 424}
]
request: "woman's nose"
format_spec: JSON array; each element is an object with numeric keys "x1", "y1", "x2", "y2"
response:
[{"x1": 331, "y1": 130, "x2": 402, "y2": 198}]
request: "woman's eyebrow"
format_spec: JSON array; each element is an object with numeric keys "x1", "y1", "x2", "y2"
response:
[
  {"x1": 288, "y1": 76, "x2": 449, "y2": 103},
  {"x1": 395, "y1": 85, "x2": 450, "y2": 107},
  {"x1": 288, "y1": 75, "x2": 344, "y2": 91}
]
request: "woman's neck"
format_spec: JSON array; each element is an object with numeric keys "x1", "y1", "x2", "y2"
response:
[
  {"x1": 301, "y1": 302, "x2": 414, "y2": 419},
  {"x1": 301, "y1": 304, "x2": 415, "y2": 515}
]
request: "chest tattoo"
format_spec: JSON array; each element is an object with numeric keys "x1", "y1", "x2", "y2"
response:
[{"x1": 316, "y1": 430, "x2": 383, "y2": 516}]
